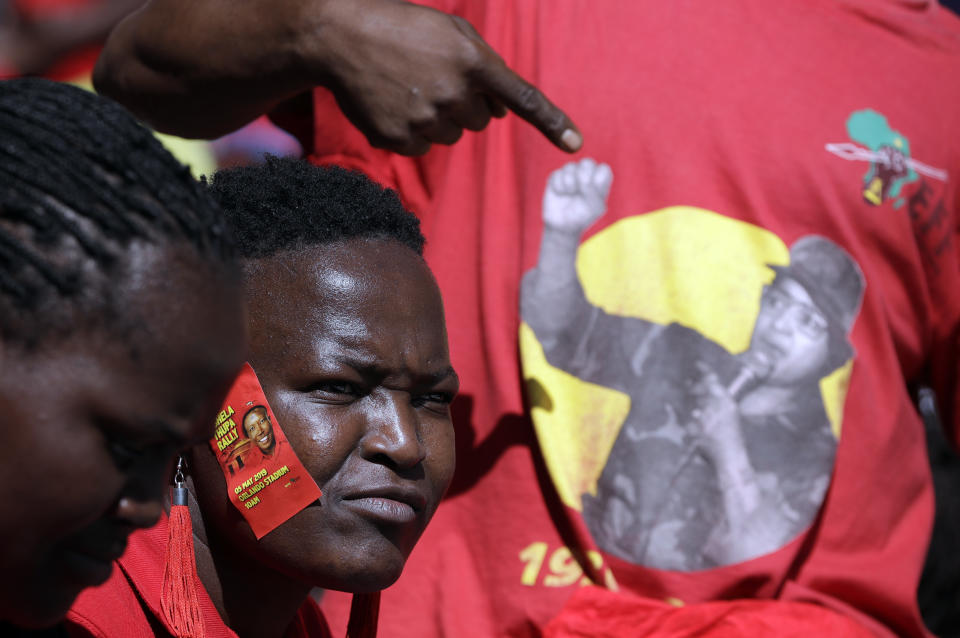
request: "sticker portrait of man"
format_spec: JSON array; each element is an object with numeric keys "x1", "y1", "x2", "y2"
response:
[
  {"x1": 243, "y1": 405, "x2": 278, "y2": 457},
  {"x1": 520, "y1": 159, "x2": 866, "y2": 571}
]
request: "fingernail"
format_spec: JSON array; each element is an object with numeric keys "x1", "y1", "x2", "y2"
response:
[{"x1": 561, "y1": 129, "x2": 582, "y2": 152}]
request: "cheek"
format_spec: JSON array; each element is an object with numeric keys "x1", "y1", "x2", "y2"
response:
[
  {"x1": 271, "y1": 395, "x2": 355, "y2": 487},
  {"x1": 423, "y1": 424, "x2": 456, "y2": 496},
  {"x1": 775, "y1": 338, "x2": 828, "y2": 380},
  {"x1": 4, "y1": 423, "x2": 124, "y2": 538},
  {"x1": 799, "y1": 339, "x2": 831, "y2": 376},
  {"x1": 0, "y1": 423, "x2": 124, "y2": 621}
]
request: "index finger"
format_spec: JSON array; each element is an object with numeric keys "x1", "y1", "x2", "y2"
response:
[{"x1": 478, "y1": 60, "x2": 582, "y2": 153}]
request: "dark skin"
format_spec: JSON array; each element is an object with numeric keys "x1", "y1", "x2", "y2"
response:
[
  {"x1": 186, "y1": 239, "x2": 458, "y2": 638},
  {"x1": 0, "y1": 242, "x2": 245, "y2": 629},
  {"x1": 93, "y1": 0, "x2": 582, "y2": 155}
]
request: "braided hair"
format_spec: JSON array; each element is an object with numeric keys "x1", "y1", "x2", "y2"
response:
[{"x1": 0, "y1": 78, "x2": 234, "y2": 348}]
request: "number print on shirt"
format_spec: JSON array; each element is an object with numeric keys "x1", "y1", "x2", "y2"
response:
[{"x1": 519, "y1": 541, "x2": 619, "y2": 590}]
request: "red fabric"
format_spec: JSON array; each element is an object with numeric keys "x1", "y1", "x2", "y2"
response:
[
  {"x1": 301, "y1": 2, "x2": 960, "y2": 637},
  {"x1": 543, "y1": 587, "x2": 876, "y2": 638},
  {"x1": 65, "y1": 517, "x2": 332, "y2": 638},
  {"x1": 160, "y1": 504, "x2": 206, "y2": 638}
]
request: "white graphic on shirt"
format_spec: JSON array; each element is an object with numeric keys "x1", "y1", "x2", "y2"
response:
[{"x1": 520, "y1": 159, "x2": 864, "y2": 571}]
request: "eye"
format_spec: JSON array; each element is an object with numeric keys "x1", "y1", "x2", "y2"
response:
[
  {"x1": 412, "y1": 392, "x2": 455, "y2": 411},
  {"x1": 304, "y1": 381, "x2": 364, "y2": 402},
  {"x1": 106, "y1": 436, "x2": 148, "y2": 471},
  {"x1": 798, "y1": 309, "x2": 828, "y2": 337},
  {"x1": 765, "y1": 290, "x2": 787, "y2": 308}
]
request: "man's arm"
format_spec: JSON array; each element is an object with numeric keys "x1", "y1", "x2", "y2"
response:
[
  {"x1": 690, "y1": 368, "x2": 797, "y2": 563},
  {"x1": 520, "y1": 159, "x2": 660, "y2": 393},
  {"x1": 93, "y1": 0, "x2": 581, "y2": 155},
  {"x1": 521, "y1": 159, "x2": 612, "y2": 338}
]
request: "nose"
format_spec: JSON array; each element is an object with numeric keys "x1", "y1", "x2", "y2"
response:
[
  {"x1": 113, "y1": 451, "x2": 175, "y2": 529},
  {"x1": 359, "y1": 393, "x2": 426, "y2": 470},
  {"x1": 114, "y1": 495, "x2": 163, "y2": 529},
  {"x1": 771, "y1": 308, "x2": 795, "y2": 333}
]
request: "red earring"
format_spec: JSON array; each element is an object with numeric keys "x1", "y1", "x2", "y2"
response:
[
  {"x1": 161, "y1": 457, "x2": 207, "y2": 638},
  {"x1": 347, "y1": 592, "x2": 381, "y2": 638}
]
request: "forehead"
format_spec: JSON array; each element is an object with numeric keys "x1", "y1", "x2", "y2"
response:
[
  {"x1": 243, "y1": 240, "x2": 447, "y2": 367},
  {"x1": 123, "y1": 243, "x2": 244, "y2": 361},
  {"x1": 768, "y1": 276, "x2": 816, "y2": 307},
  {"x1": 244, "y1": 407, "x2": 268, "y2": 422},
  {"x1": 0, "y1": 243, "x2": 245, "y2": 442}
]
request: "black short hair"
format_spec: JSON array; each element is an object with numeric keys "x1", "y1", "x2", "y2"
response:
[
  {"x1": 207, "y1": 155, "x2": 424, "y2": 259},
  {"x1": 0, "y1": 78, "x2": 234, "y2": 348}
]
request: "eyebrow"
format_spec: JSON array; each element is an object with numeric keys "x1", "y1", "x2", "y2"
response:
[
  {"x1": 423, "y1": 366, "x2": 460, "y2": 387},
  {"x1": 328, "y1": 353, "x2": 459, "y2": 386}
]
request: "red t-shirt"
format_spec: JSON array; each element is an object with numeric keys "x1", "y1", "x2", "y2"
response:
[
  {"x1": 301, "y1": 1, "x2": 960, "y2": 637},
  {"x1": 65, "y1": 516, "x2": 332, "y2": 638}
]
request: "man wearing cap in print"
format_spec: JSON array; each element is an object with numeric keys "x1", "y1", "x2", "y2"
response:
[{"x1": 522, "y1": 159, "x2": 866, "y2": 573}]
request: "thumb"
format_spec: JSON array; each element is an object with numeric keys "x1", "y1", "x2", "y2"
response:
[{"x1": 479, "y1": 60, "x2": 582, "y2": 153}]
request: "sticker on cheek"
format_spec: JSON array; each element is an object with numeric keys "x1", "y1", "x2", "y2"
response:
[{"x1": 209, "y1": 362, "x2": 323, "y2": 539}]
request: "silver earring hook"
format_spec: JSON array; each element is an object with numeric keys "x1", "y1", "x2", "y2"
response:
[{"x1": 172, "y1": 456, "x2": 189, "y2": 506}]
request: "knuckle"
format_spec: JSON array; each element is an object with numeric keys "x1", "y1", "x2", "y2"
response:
[
  {"x1": 433, "y1": 127, "x2": 464, "y2": 145},
  {"x1": 463, "y1": 114, "x2": 491, "y2": 131},
  {"x1": 450, "y1": 14, "x2": 478, "y2": 35},
  {"x1": 450, "y1": 15, "x2": 483, "y2": 50},
  {"x1": 542, "y1": 107, "x2": 567, "y2": 133},
  {"x1": 368, "y1": 127, "x2": 410, "y2": 152},
  {"x1": 514, "y1": 83, "x2": 545, "y2": 116},
  {"x1": 409, "y1": 107, "x2": 440, "y2": 130},
  {"x1": 458, "y1": 40, "x2": 487, "y2": 72},
  {"x1": 431, "y1": 80, "x2": 467, "y2": 108}
]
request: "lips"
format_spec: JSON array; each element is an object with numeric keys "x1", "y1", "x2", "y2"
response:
[
  {"x1": 340, "y1": 485, "x2": 428, "y2": 526},
  {"x1": 753, "y1": 341, "x2": 785, "y2": 365}
]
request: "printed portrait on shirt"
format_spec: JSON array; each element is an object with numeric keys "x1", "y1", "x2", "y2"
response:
[{"x1": 519, "y1": 159, "x2": 865, "y2": 571}]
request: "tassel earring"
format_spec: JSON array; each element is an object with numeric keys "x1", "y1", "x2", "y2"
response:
[
  {"x1": 346, "y1": 592, "x2": 380, "y2": 638},
  {"x1": 160, "y1": 457, "x2": 207, "y2": 638}
]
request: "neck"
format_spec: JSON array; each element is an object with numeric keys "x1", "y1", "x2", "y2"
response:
[{"x1": 185, "y1": 479, "x2": 311, "y2": 638}]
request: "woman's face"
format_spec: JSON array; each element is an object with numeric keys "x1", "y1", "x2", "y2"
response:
[
  {"x1": 0, "y1": 244, "x2": 245, "y2": 628},
  {"x1": 192, "y1": 239, "x2": 457, "y2": 592}
]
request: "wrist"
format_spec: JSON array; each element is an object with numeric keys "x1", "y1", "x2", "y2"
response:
[
  {"x1": 542, "y1": 221, "x2": 591, "y2": 237},
  {"x1": 292, "y1": 0, "x2": 384, "y2": 85}
]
